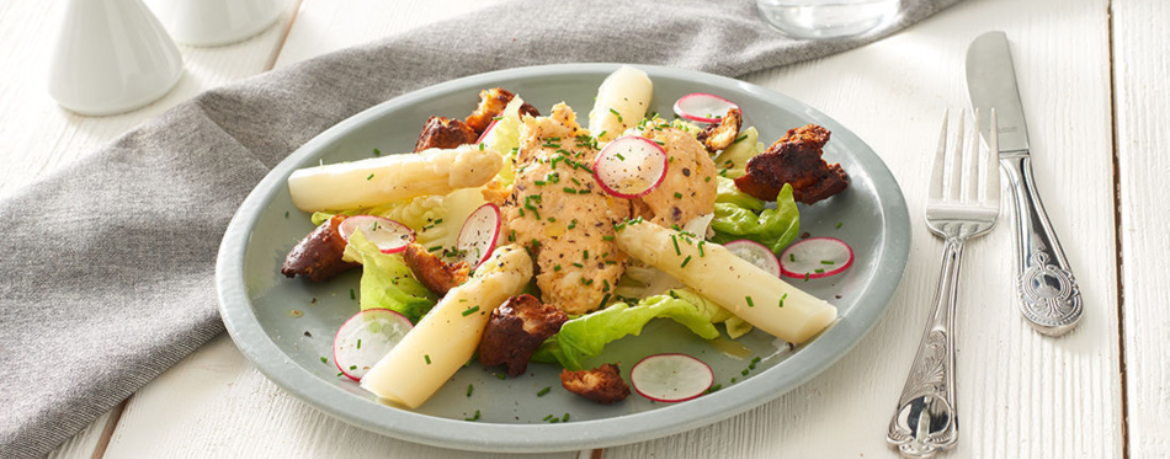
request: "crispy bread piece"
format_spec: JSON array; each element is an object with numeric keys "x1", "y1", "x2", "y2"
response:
[
  {"x1": 281, "y1": 215, "x2": 358, "y2": 282},
  {"x1": 734, "y1": 124, "x2": 848, "y2": 204},
  {"x1": 403, "y1": 243, "x2": 469, "y2": 296},
  {"x1": 478, "y1": 294, "x2": 569, "y2": 376},
  {"x1": 465, "y1": 87, "x2": 540, "y2": 134},
  {"x1": 560, "y1": 363, "x2": 630, "y2": 404},
  {"x1": 696, "y1": 107, "x2": 743, "y2": 152},
  {"x1": 414, "y1": 116, "x2": 479, "y2": 152}
]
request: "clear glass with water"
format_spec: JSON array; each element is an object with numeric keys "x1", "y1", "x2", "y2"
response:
[{"x1": 757, "y1": 0, "x2": 900, "y2": 40}]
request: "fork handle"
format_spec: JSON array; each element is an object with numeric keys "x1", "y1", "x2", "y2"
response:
[
  {"x1": 887, "y1": 237, "x2": 963, "y2": 458},
  {"x1": 999, "y1": 154, "x2": 1083, "y2": 336}
]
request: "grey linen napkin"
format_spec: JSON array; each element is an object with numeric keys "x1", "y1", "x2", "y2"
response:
[{"x1": 0, "y1": 0, "x2": 960, "y2": 456}]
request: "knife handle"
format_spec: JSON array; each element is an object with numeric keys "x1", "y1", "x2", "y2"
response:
[{"x1": 999, "y1": 154, "x2": 1083, "y2": 336}]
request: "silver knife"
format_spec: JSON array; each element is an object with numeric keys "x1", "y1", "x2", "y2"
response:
[{"x1": 966, "y1": 31, "x2": 1082, "y2": 336}]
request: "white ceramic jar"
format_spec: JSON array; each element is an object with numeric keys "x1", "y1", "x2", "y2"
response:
[
  {"x1": 144, "y1": 0, "x2": 285, "y2": 47},
  {"x1": 48, "y1": 0, "x2": 184, "y2": 116}
]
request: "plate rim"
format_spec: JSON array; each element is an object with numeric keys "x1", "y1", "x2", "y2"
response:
[{"x1": 216, "y1": 62, "x2": 911, "y2": 453}]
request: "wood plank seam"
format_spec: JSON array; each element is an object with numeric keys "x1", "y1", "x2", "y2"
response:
[
  {"x1": 265, "y1": 0, "x2": 306, "y2": 72},
  {"x1": 90, "y1": 398, "x2": 128, "y2": 459},
  {"x1": 1105, "y1": 1, "x2": 1131, "y2": 458}
]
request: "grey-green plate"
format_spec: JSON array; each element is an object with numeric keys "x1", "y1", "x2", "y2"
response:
[{"x1": 217, "y1": 63, "x2": 910, "y2": 453}]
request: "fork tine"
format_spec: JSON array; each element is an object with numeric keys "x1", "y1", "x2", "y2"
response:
[
  {"x1": 984, "y1": 108, "x2": 1001, "y2": 206},
  {"x1": 963, "y1": 108, "x2": 981, "y2": 203},
  {"x1": 948, "y1": 111, "x2": 965, "y2": 201},
  {"x1": 929, "y1": 109, "x2": 949, "y2": 203}
]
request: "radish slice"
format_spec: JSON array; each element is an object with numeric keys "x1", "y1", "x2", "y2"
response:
[
  {"x1": 456, "y1": 203, "x2": 501, "y2": 267},
  {"x1": 338, "y1": 215, "x2": 414, "y2": 254},
  {"x1": 723, "y1": 239, "x2": 781, "y2": 277},
  {"x1": 779, "y1": 236, "x2": 854, "y2": 280},
  {"x1": 631, "y1": 353, "x2": 714, "y2": 403},
  {"x1": 475, "y1": 119, "x2": 499, "y2": 145},
  {"x1": 593, "y1": 136, "x2": 669, "y2": 199},
  {"x1": 333, "y1": 308, "x2": 413, "y2": 381},
  {"x1": 673, "y1": 93, "x2": 740, "y2": 124}
]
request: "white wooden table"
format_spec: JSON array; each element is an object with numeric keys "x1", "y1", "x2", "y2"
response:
[{"x1": 2, "y1": 0, "x2": 1164, "y2": 457}]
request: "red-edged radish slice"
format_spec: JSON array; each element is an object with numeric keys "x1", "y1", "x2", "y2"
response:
[
  {"x1": 338, "y1": 215, "x2": 415, "y2": 254},
  {"x1": 630, "y1": 353, "x2": 714, "y2": 403},
  {"x1": 333, "y1": 308, "x2": 413, "y2": 381},
  {"x1": 593, "y1": 136, "x2": 669, "y2": 199},
  {"x1": 456, "y1": 203, "x2": 501, "y2": 267},
  {"x1": 672, "y1": 93, "x2": 739, "y2": 124},
  {"x1": 779, "y1": 236, "x2": 854, "y2": 280},
  {"x1": 723, "y1": 239, "x2": 781, "y2": 277},
  {"x1": 475, "y1": 119, "x2": 499, "y2": 145}
]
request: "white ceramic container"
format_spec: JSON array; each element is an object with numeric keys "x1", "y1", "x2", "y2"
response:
[
  {"x1": 48, "y1": 0, "x2": 184, "y2": 116},
  {"x1": 144, "y1": 0, "x2": 284, "y2": 47}
]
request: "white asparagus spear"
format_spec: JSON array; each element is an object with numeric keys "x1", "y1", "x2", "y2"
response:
[
  {"x1": 615, "y1": 222, "x2": 836, "y2": 343},
  {"x1": 288, "y1": 144, "x2": 502, "y2": 212},
  {"x1": 588, "y1": 65, "x2": 653, "y2": 142},
  {"x1": 360, "y1": 244, "x2": 533, "y2": 408}
]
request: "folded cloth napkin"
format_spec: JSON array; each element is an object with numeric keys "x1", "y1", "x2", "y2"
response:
[{"x1": 0, "y1": 0, "x2": 960, "y2": 456}]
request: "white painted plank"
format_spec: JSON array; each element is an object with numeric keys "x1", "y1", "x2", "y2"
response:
[
  {"x1": 101, "y1": 335, "x2": 573, "y2": 459},
  {"x1": 604, "y1": 0, "x2": 1122, "y2": 457},
  {"x1": 0, "y1": 0, "x2": 298, "y2": 201},
  {"x1": 1113, "y1": 0, "x2": 1170, "y2": 457},
  {"x1": 45, "y1": 410, "x2": 115, "y2": 459},
  {"x1": 100, "y1": 0, "x2": 1123, "y2": 457}
]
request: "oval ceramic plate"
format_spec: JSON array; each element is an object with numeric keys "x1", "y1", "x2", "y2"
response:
[{"x1": 217, "y1": 63, "x2": 910, "y2": 453}]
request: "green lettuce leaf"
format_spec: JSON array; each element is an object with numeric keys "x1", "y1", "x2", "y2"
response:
[
  {"x1": 346, "y1": 230, "x2": 438, "y2": 323},
  {"x1": 532, "y1": 289, "x2": 731, "y2": 370},
  {"x1": 711, "y1": 180, "x2": 800, "y2": 255}
]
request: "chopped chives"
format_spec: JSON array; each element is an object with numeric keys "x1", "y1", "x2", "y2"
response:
[
  {"x1": 424, "y1": 354, "x2": 431, "y2": 365},
  {"x1": 547, "y1": 216, "x2": 557, "y2": 222},
  {"x1": 349, "y1": 365, "x2": 357, "y2": 370},
  {"x1": 681, "y1": 255, "x2": 693, "y2": 268},
  {"x1": 465, "y1": 409, "x2": 481, "y2": 421},
  {"x1": 821, "y1": 260, "x2": 835, "y2": 265},
  {"x1": 814, "y1": 268, "x2": 825, "y2": 274},
  {"x1": 804, "y1": 273, "x2": 810, "y2": 282},
  {"x1": 733, "y1": 134, "x2": 749, "y2": 144},
  {"x1": 746, "y1": 296, "x2": 755, "y2": 307},
  {"x1": 583, "y1": 250, "x2": 589, "y2": 260},
  {"x1": 543, "y1": 414, "x2": 554, "y2": 421},
  {"x1": 349, "y1": 289, "x2": 356, "y2": 300},
  {"x1": 705, "y1": 176, "x2": 712, "y2": 182},
  {"x1": 671, "y1": 235, "x2": 681, "y2": 255},
  {"x1": 467, "y1": 384, "x2": 474, "y2": 397},
  {"x1": 562, "y1": 413, "x2": 570, "y2": 422},
  {"x1": 366, "y1": 173, "x2": 374, "y2": 181},
  {"x1": 373, "y1": 148, "x2": 382, "y2": 156},
  {"x1": 568, "y1": 219, "x2": 578, "y2": 230},
  {"x1": 573, "y1": 262, "x2": 584, "y2": 268},
  {"x1": 605, "y1": 260, "x2": 617, "y2": 265},
  {"x1": 284, "y1": 211, "x2": 289, "y2": 218},
  {"x1": 597, "y1": 130, "x2": 607, "y2": 138},
  {"x1": 462, "y1": 305, "x2": 481, "y2": 317},
  {"x1": 790, "y1": 253, "x2": 796, "y2": 262},
  {"x1": 357, "y1": 339, "x2": 362, "y2": 349},
  {"x1": 534, "y1": 180, "x2": 547, "y2": 186},
  {"x1": 598, "y1": 293, "x2": 611, "y2": 309},
  {"x1": 497, "y1": 373, "x2": 506, "y2": 380},
  {"x1": 603, "y1": 235, "x2": 614, "y2": 241},
  {"x1": 779, "y1": 293, "x2": 788, "y2": 308},
  {"x1": 608, "y1": 108, "x2": 623, "y2": 122},
  {"x1": 674, "y1": 192, "x2": 683, "y2": 199},
  {"x1": 479, "y1": 143, "x2": 485, "y2": 151},
  {"x1": 836, "y1": 221, "x2": 844, "y2": 229},
  {"x1": 554, "y1": 264, "x2": 562, "y2": 272},
  {"x1": 615, "y1": 153, "x2": 626, "y2": 161},
  {"x1": 698, "y1": 241, "x2": 706, "y2": 257},
  {"x1": 741, "y1": 369, "x2": 749, "y2": 376},
  {"x1": 563, "y1": 187, "x2": 577, "y2": 194},
  {"x1": 537, "y1": 386, "x2": 551, "y2": 397},
  {"x1": 571, "y1": 178, "x2": 582, "y2": 186},
  {"x1": 320, "y1": 356, "x2": 328, "y2": 364}
]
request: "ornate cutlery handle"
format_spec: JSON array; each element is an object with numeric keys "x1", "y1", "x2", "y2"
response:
[
  {"x1": 999, "y1": 154, "x2": 1083, "y2": 336},
  {"x1": 887, "y1": 238, "x2": 962, "y2": 458}
]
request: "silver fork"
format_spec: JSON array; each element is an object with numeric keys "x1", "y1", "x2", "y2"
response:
[{"x1": 886, "y1": 109, "x2": 1000, "y2": 458}]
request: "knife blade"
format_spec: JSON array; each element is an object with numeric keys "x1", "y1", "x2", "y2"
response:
[
  {"x1": 965, "y1": 31, "x2": 1083, "y2": 336},
  {"x1": 966, "y1": 31, "x2": 1029, "y2": 153}
]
